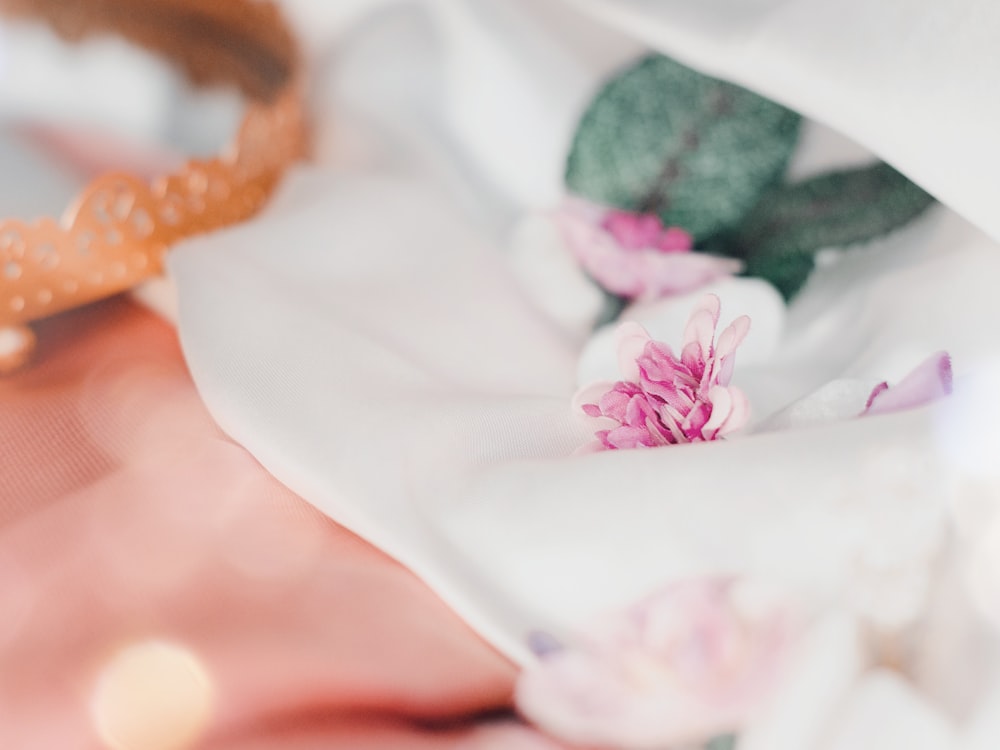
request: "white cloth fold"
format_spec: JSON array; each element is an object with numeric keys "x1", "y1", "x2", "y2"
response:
[{"x1": 171, "y1": 0, "x2": 1000, "y2": 686}]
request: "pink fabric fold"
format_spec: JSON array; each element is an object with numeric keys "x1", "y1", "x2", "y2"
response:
[{"x1": 0, "y1": 299, "x2": 557, "y2": 749}]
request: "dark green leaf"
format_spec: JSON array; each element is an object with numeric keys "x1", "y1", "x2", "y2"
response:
[
  {"x1": 705, "y1": 735, "x2": 737, "y2": 750},
  {"x1": 715, "y1": 162, "x2": 936, "y2": 298},
  {"x1": 566, "y1": 54, "x2": 802, "y2": 241}
]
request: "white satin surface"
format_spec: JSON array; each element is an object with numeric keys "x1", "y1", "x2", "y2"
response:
[{"x1": 171, "y1": 0, "x2": 1000, "y2": 682}]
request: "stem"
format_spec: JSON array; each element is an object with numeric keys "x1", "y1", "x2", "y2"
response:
[{"x1": 635, "y1": 86, "x2": 733, "y2": 215}]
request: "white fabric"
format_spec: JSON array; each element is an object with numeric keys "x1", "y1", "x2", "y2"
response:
[{"x1": 171, "y1": 0, "x2": 1000, "y2": 690}]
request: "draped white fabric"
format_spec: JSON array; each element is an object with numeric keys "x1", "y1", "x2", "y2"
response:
[{"x1": 170, "y1": 1, "x2": 1000, "y2": 738}]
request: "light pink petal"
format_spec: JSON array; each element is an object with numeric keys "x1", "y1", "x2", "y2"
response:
[
  {"x1": 683, "y1": 401, "x2": 714, "y2": 441},
  {"x1": 624, "y1": 393, "x2": 657, "y2": 427},
  {"x1": 637, "y1": 253, "x2": 743, "y2": 301},
  {"x1": 600, "y1": 389, "x2": 634, "y2": 422},
  {"x1": 643, "y1": 416, "x2": 674, "y2": 446},
  {"x1": 557, "y1": 209, "x2": 644, "y2": 298},
  {"x1": 715, "y1": 315, "x2": 752, "y2": 362},
  {"x1": 717, "y1": 387, "x2": 751, "y2": 437},
  {"x1": 615, "y1": 322, "x2": 652, "y2": 381},
  {"x1": 700, "y1": 386, "x2": 734, "y2": 440},
  {"x1": 863, "y1": 352, "x2": 953, "y2": 416},
  {"x1": 636, "y1": 343, "x2": 685, "y2": 385},
  {"x1": 571, "y1": 381, "x2": 616, "y2": 415},
  {"x1": 704, "y1": 315, "x2": 751, "y2": 389},
  {"x1": 682, "y1": 294, "x2": 722, "y2": 350},
  {"x1": 606, "y1": 425, "x2": 655, "y2": 450},
  {"x1": 639, "y1": 373, "x2": 688, "y2": 412}
]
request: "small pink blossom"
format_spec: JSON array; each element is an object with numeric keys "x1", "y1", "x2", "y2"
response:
[
  {"x1": 863, "y1": 352, "x2": 953, "y2": 416},
  {"x1": 555, "y1": 199, "x2": 742, "y2": 301},
  {"x1": 577, "y1": 295, "x2": 751, "y2": 450},
  {"x1": 601, "y1": 209, "x2": 694, "y2": 253},
  {"x1": 516, "y1": 578, "x2": 790, "y2": 750}
]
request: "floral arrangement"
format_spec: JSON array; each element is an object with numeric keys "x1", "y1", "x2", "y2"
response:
[
  {"x1": 509, "y1": 53, "x2": 959, "y2": 750},
  {"x1": 168, "y1": 42, "x2": 1000, "y2": 750}
]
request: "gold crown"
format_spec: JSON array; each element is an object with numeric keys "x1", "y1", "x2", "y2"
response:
[{"x1": 0, "y1": 0, "x2": 308, "y2": 372}]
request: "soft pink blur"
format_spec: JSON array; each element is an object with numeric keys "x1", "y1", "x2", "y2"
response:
[
  {"x1": 0, "y1": 299, "x2": 562, "y2": 749},
  {"x1": 516, "y1": 578, "x2": 790, "y2": 750}
]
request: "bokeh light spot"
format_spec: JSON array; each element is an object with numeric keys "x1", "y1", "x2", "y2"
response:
[{"x1": 90, "y1": 640, "x2": 214, "y2": 750}]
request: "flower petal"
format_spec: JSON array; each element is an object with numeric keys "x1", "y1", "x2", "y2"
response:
[
  {"x1": 712, "y1": 315, "x2": 752, "y2": 386},
  {"x1": 571, "y1": 381, "x2": 615, "y2": 415},
  {"x1": 615, "y1": 322, "x2": 652, "y2": 382},
  {"x1": 684, "y1": 294, "x2": 721, "y2": 345},
  {"x1": 635, "y1": 252, "x2": 742, "y2": 301},
  {"x1": 864, "y1": 352, "x2": 953, "y2": 416}
]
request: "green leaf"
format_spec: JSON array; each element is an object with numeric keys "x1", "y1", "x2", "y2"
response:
[
  {"x1": 566, "y1": 54, "x2": 802, "y2": 241},
  {"x1": 715, "y1": 162, "x2": 936, "y2": 299},
  {"x1": 705, "y1": 735, "x2": 737, "y2": 750}
]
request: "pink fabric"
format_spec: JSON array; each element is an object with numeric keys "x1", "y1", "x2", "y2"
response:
[{"x1": 0, "y1": 299, "x2": 557, "y2": 749}]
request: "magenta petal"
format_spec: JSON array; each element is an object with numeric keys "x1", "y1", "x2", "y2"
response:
[
  {"x1": 636, "y1": 343, "x2": 685, "y2": 384},
  {"x1": 654, "y1": 226, "x2": 694, "y2": 253},
  {"x1": 683, "y1": 402, "x2": 713, "y2": 440},
  {"x1": 602, "y1": 210, "x2": 663, "y2": 250},
  {"x1": 607, "y1": 425, "x2": 654, "y2": 449},
  {"x1": 600, "y1": 389, "x2": 634, "y2": 422},
  {"x1": 863, "y1": 352, "x2": 953, "y2": 416},
  {"x1": 624, "y1": 393, "x2": 659, "y2": 428}
]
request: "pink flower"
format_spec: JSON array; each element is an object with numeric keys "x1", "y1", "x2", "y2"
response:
[
  {"x1": 516, "y1": 578, "x2": 789, "y2": 750},
  {"x1": 601, "y1": 210, "x2": 694, "y2": 253},
  {"x1": 555, "y1": 199, "x2": 742, "y2": 301},
  {"x1": 863, "y1": 351, "x2": 953, "y2": 416},
  {"x1": 577, "y1": 295, "x2": 751, "y2": 450}
]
